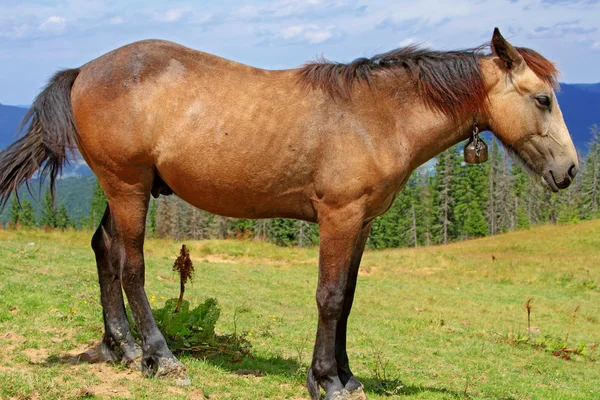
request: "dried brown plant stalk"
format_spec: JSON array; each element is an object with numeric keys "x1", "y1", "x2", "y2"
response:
[
  {"x1": 173, "y1": 244, "x2": 194, "y2": 313},
  {"x1": 564, "y1": 305, "x2": 580, "y2": 343},
  {"x1": 525, "y1": 298, "x2": 533, "y2": 338}
]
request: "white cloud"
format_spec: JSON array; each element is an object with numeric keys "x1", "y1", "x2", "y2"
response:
[
  {"x1": 155, "y1": 8, "x2": 191, "y2": 23},
  {"x1": 280, "y1": 24, "x2": 338, "y2": 44},
  {"x1": 399, "y1": 37, "x2": 416, "y2": 47},
  {"x1": 594, "y1": 42, "x2": 600, "y2": 49},
  {"x1": 38, "y1": 16, "x2": 65, "y2": 34},
  {"x1": 108, "y1": 16, "x2": 124, "y2": 25}
]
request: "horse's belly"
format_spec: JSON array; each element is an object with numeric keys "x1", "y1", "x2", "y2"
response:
[{"x1": 155, "y1": 147, "x2": 317, "y2": 221}]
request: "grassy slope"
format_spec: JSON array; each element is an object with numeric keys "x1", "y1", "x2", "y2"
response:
[{"x1": 0, "y1": 221, "x2": 598, "y2": 399}]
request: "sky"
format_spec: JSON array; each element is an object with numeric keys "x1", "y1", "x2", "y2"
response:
[{"x1": 1, "y1": 0, "x2": 599, "y2": 105}]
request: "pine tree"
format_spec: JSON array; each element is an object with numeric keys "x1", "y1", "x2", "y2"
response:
[
  {"x1": 20, "y1": 197, "x2": 36, "y2": 228},
  {"x1": 9, "y1": 196, "x2": 21, "y2": 227},
  {"x1": 56, "y1": 202, "x2": 70, "y2": 230},
  {"x1": 147, "y1": 199, "x2": 157, "y2": 237},
  {"x1": 89, "y1": 180, "x2": 107, "y2": 228},
  {"x1": 269, "y1": 218, "x2": 298, "y2": 246},
  {"x1": 494, "y1": 150, "x2": 513, "y2": 232},
  {"x1": 580, "y1": 124, "x2": 600, "y2": 219},
  {"x1": 254, "y1": 218, "x2": 271, "y2": 241},
  {"x1": 39, "y1": 187, "x2": 57, "y2": 228},
  {"x1": 454, "y1": 161, "x2": 488, "y2": 239},
  {"x1": 511, "y1": 163, "x2": 531, "y2": 229},
  {"x1": 487, "y1": 138, "x2": 501, "y2": 235},
  {"x1": 431, "y1": 146, "x2": 460, "y2": 244}
]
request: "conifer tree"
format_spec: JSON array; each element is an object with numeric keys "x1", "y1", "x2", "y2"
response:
[
  {"x1": 147, "y1": 199, "x2": 157, "y2": 237},
  {"x1": 511, "y1": 163, "x2": 531, "y2": 229},
  {"x1": 454, "y1": 161, "x2": 488, "y2": 238},
  {"x1": 20, "y1": 197, "x2": 36, "y2": 228},
  {"x1": 39, "y1": 187, "x2": 57, "y2": 228},
  {"x1": 56, "y1": 202, "x2": 70, "y2": 230},
  {"x1": 9, "y1": 196, "x2": 21, "y2": 226},
  {"x1": 90, "y1": 180, "x2": 107, "y2": 228},
  {"x1": 431, "y1": 146, "x2": 459, "y2": 243},
  {"x1": 494, "y1": 150, "x2": 513, "y2": 232},
  {"x1": 580, "y1": 124, "x2": 600, "y2": 219},
  {"x1": 487, "y1": 138, "x2": 501, "y2": 235}
]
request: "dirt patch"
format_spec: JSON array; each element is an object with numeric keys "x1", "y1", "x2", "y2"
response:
[
  {"x1": 1, "y1": 330, "x2": 27, "y2": 357},
  {"x1": 415, "y1": 267, "x2": 443, "y2": 276},
  {"x1": 194, "y1": 255, "x2": 238, "y2": 264},
  {"x1": 358, "y1": 266, "x2": 380, "y2": 276},
  {"x1": 82, "y1": 363, "x2": 136, "y2": 398},
  {"x1": 23, "y1": 348, "x2": 49, "y2": 364}
]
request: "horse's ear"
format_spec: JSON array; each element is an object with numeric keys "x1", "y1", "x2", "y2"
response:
[{"x1": 491, "y1": 28, "x2": 525, "y2": 74}]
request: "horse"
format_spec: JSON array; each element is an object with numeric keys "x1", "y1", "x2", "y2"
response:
[{"x1": 0, "y1": 28, "x2": 577, "y2": 399}]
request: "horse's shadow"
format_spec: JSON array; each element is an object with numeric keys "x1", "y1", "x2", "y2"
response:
[
  {"x1": 41, "y1": 349, "x2": 471, "y2": 399},
  {"x1": 186, "y1": 353, "x2": 468, "y2": 399}
]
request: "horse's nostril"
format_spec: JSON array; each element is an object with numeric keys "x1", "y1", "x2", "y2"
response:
[{"x1": 568, "y1": 163, "x2": 578, "y2": 180}]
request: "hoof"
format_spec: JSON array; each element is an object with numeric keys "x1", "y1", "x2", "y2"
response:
[
  {"x1": 346, "y1": 385, "x2": 367, "y2": 400},
  {"x1": 345, "y1": 377, "x2": 366, "y2": 399},
  {"x1": 76, "y1": 342, "x2": 117, "y2": 364},
  {"x1": 124, "y1": 353, "x2": 143, "y2": 371},
  {"x1": 325, "y1": 385, "x2": 367, "y2": 400},
  {"x1": 146, "y1": 356, "x2": 190, "y2": 386},
  {"x1": 326, "y1": 389, "x2": 350, "y2": 400}
]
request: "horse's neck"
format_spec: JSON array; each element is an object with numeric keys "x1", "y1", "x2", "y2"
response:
[
  {"x1": 371, "y1": 73, "x2": 485, "y2": 169},
  {"x1": 397, "y1": 104, "x2": 476, "y2": 169}
]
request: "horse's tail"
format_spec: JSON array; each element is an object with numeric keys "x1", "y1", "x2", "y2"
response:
[{"x1": 0, "y1": 68, "x2": 80, "y2": 208}]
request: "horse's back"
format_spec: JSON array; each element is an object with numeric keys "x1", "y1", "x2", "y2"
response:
[{"x1": 70, "y1": 40, "x2": 325, "y2": 219}]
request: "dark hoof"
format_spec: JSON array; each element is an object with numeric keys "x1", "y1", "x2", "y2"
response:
[
  {"x1": 345, "y1": 376, "x2": 365, "y2": 397},
  {"x1": 76, "y1": 342, "x2": 118, "y2": 364},
  {"x1": 325, "y1": 389, "x2": 350, "y2": 400},
  {"x1": 346, "y1": 385, "x2": 367, "y2": 400},
  {"x1": 325, "y1": 387, "x2": 367, "y2": 400},
  {"x1": 144, "y1": 356, "x2": 190, "y2": 386},
  {"x1": 123, "y1": 350, "x2": 143, "y2": 371},
  {"x1": 76, "y1": 341, "x2": 143, "y2": 369}
]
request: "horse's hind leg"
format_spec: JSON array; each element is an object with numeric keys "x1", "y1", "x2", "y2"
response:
[
  {"x1": 86, "y1": 205, "x2": 142, "y2": 365},
  {"x1": 104, "y1": 173, "x2": 188, "y2": 384}
]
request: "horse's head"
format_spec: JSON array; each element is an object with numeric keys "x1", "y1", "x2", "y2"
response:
[{"x1": 484, "y1": 28, "x2": 578, "y2": 191}]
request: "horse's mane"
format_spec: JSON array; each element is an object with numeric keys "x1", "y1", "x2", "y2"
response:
[{"x1": 298, "y1": 44, "x2": 558, "y2": 120}]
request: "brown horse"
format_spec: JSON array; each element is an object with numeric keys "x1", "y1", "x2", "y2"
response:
[{"x1": 0, "y1": 28, "x2": 577, "y2": 399}]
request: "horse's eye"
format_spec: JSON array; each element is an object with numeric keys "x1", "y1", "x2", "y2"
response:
[{"x1": 535, "y1": 95, "x2": 551, "y2": 108}]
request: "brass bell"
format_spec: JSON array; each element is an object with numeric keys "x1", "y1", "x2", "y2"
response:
[{"x1": 464, "y1": 129, "x2": 488, "y2": 164}]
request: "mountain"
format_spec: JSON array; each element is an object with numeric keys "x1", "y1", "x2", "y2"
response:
[
  {"x1": 556, "y1": 83, "x2": 600, "y2": 151},
  {"x1": 0, "y1": 174, "x2": 97, "y2": 225},
  {"x1": 0, "y1": 103, "x2": 91, "y2": 176},
  {"x1": 571, "y1": 83, "x2": 600, "y2": 94},
  {"x1": 0, "y1": 103, "x2": 28, "y2": 150}
]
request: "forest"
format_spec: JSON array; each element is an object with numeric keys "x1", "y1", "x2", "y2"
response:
[{"x1": 6, "y1": 126, "x2": 600, "y2": 250}]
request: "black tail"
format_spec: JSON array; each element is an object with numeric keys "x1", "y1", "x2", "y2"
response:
[{"x1": 0, "y1": 68, "x2": 80, "y2": 208}]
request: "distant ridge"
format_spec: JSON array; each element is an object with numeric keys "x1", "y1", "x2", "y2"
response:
[{"x1": 570, "y1": 83, "x2": 600, "y2": 94}]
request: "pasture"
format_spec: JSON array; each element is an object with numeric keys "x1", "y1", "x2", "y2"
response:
[{"x1": 0, "y1": 221, "x2": 599, "y2": 399}]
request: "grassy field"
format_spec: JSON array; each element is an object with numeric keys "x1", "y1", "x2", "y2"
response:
[{"x1": 0, "y1": 221, "x2": 599, "y2": 399}]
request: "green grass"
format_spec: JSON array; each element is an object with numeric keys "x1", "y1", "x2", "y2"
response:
[{"x1": 0, "y1": 221, "x2": 599, "y2": 399}]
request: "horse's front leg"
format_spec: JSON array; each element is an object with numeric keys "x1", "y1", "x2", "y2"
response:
[
  {"x1": 336, "y1": 222, "x2": 372, "y2": 396},
  {"x1": 307, "y1": 203, "x2": 366, "y2": 400}
]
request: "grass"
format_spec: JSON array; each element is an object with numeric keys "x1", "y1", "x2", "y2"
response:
[{"x1": 0, "y1": 220, "x2": 599, "y2": 399}]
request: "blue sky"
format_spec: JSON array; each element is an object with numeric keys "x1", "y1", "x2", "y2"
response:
[{"x1": 1, "y1": 0, "x2": 599, "y2": 105}]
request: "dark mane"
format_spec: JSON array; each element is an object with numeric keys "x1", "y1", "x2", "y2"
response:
[{"x1": 298, "y1": 45, "x2": 559, "y2": 120}]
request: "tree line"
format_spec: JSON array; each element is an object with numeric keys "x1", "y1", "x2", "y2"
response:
[{"x1": 6, "y1": 125, "x2": 600, "y2": 249}]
